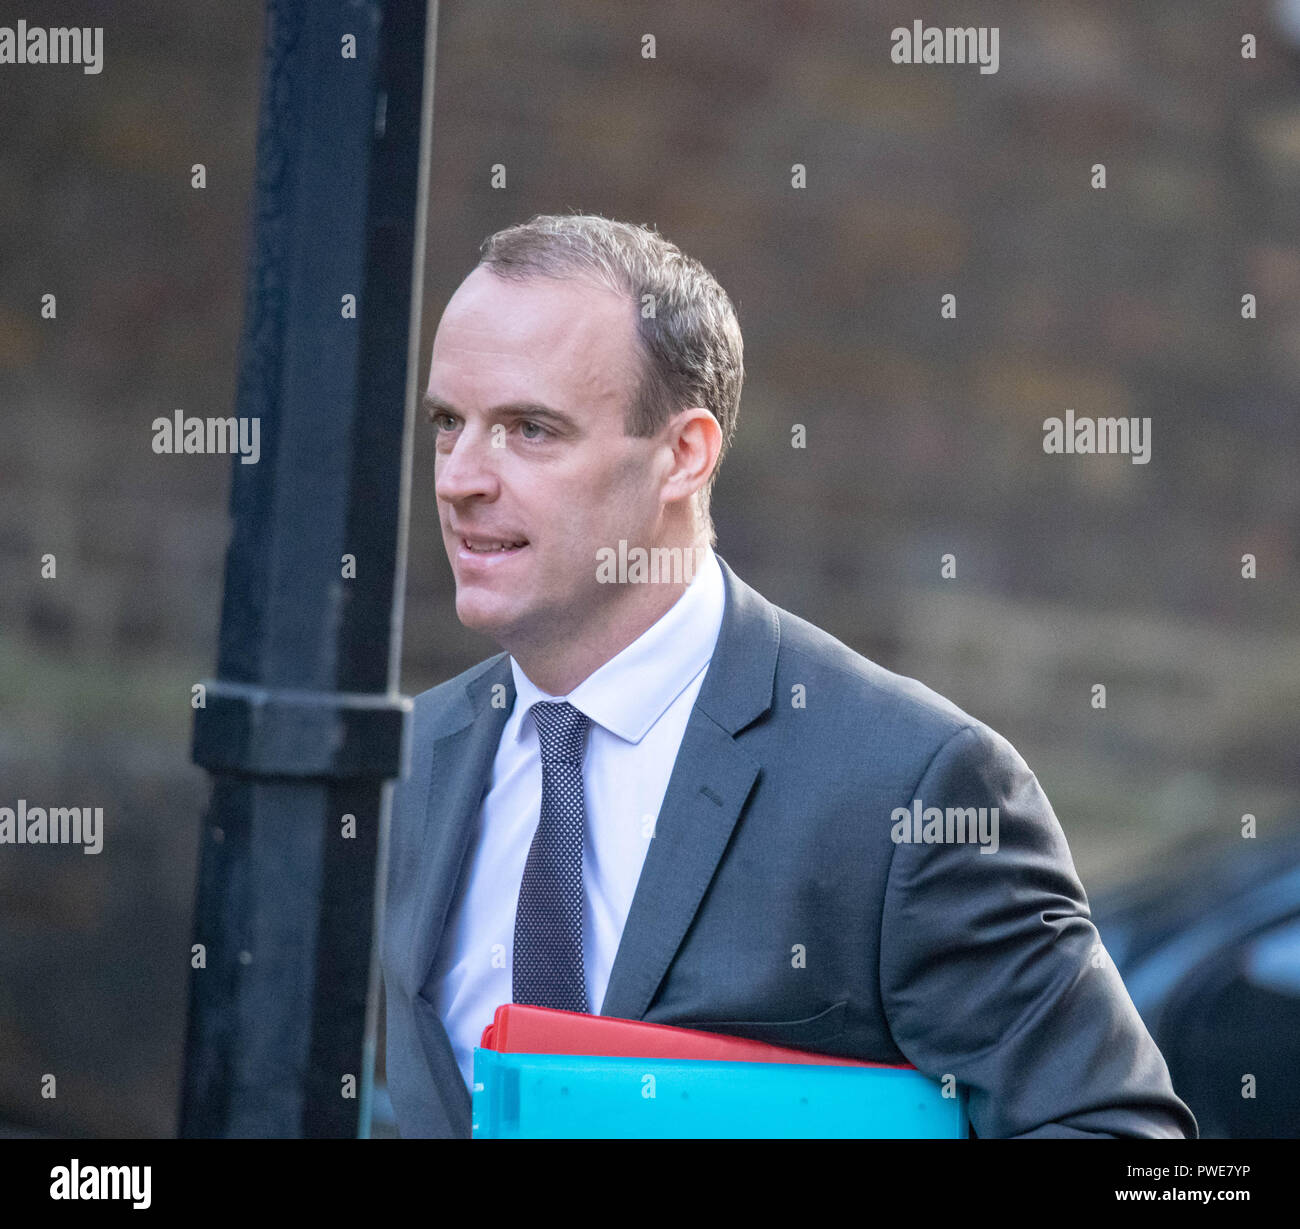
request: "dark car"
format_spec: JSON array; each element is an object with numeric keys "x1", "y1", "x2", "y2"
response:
[{"x1": 1092, "y1": 823, "x2": 1300, "y2": 1139}]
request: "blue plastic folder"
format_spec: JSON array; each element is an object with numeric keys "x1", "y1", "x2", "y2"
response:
[{"x1": 472, "y1": 1048, "x2": 968, "y2": 1138}]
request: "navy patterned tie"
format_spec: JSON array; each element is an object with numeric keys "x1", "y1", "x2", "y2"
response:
[{"x1": 512, "y1": 700, "x2": 592, "y2": 1012}]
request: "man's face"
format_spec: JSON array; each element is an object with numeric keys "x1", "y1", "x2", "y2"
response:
[{"x1": 426, "y1": 265, "x2": 668, "y2": 648}]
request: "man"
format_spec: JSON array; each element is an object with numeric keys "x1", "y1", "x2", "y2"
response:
[{"x1": 380, "y1": 212, "x2": 1197, "y2": 1139}]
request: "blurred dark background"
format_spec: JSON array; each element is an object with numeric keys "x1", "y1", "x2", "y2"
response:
[{"x1": 1, "y1": 0, "x2": 1297, "y2": 1137}]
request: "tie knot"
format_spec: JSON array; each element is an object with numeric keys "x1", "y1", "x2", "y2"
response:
[{"x1": 529, "y1": 700, "x2": 591, "y2": 764}]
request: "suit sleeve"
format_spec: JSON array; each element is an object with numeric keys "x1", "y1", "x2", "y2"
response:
[{"x1": 877, "y1": 723, "x2": 1198, "y2": 1138}]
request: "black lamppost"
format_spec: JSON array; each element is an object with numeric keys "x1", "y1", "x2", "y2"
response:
[{"x1": 180, "y1": 0, "x2": 438, "y2": 1138}]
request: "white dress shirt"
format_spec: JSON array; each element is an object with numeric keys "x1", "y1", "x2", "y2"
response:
[{"x1": 428, "y1": 545, "x2": 726, "y2": 1092}]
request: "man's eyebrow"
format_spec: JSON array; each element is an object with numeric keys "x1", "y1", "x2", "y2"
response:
[{"x1": 421, "y1": 393, "x2": 578, "y2": 429}]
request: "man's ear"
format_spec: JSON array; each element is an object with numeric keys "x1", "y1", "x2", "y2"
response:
[{"x1": 663, "y1": 408, "x2": 722, "y2": 504}]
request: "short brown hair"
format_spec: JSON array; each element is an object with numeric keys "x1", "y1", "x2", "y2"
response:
[{"x1": 478, "y1": 212, "x2": 743, "y2": 546}]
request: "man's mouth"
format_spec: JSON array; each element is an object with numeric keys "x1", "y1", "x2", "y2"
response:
[{"x1": 458, "y1": 535, "x2": 529, "y2": 555}]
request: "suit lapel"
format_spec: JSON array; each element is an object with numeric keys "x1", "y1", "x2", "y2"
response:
[
  {"x1": 404, "y1": 655, "x2": 515, "y2": 1001},
  {"x1": 599, "y1": 554, "x2": 780, "y2": 1020}
]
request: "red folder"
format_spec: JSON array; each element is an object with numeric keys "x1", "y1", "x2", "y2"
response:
[{"x1": 479, "y1": 1003, "x2": 912, "y2": 1069}]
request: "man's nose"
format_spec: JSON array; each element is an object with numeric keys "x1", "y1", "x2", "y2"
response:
[{"x1": 435, "y1": 425, "x2": 501, "y2": 504}]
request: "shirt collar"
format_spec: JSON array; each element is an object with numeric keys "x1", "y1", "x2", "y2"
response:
[{"x1": 509, "y1": 545, "x2": 725, "y2": 745}]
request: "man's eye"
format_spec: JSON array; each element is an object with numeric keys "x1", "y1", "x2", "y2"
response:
[
  {"x1": 519, "y1": 420, "x2": 550, "y2": 440},
  {"x1": 431, "y1": 412, "x2": 456, "y2": 431}
]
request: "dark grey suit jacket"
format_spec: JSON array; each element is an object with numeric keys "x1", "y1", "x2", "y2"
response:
[{"x1": 381, "y1": 554, "x2": 1198, "y2": 1138}]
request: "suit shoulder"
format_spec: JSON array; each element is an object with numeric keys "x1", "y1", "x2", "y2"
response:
[
  {"x1": 406, "y1": 652, "x2": 509, "y2": 734},
  {"x1": 771, "y1": 600, "x2": 987, "y2": 752},
  {"x1": 410, "y1": 651, "x2": 508, "y2": 704}
]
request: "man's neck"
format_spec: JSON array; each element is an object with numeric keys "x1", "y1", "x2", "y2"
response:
[{"x1": 509, "y1": 542, "x2": 710, "y2": 696}]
